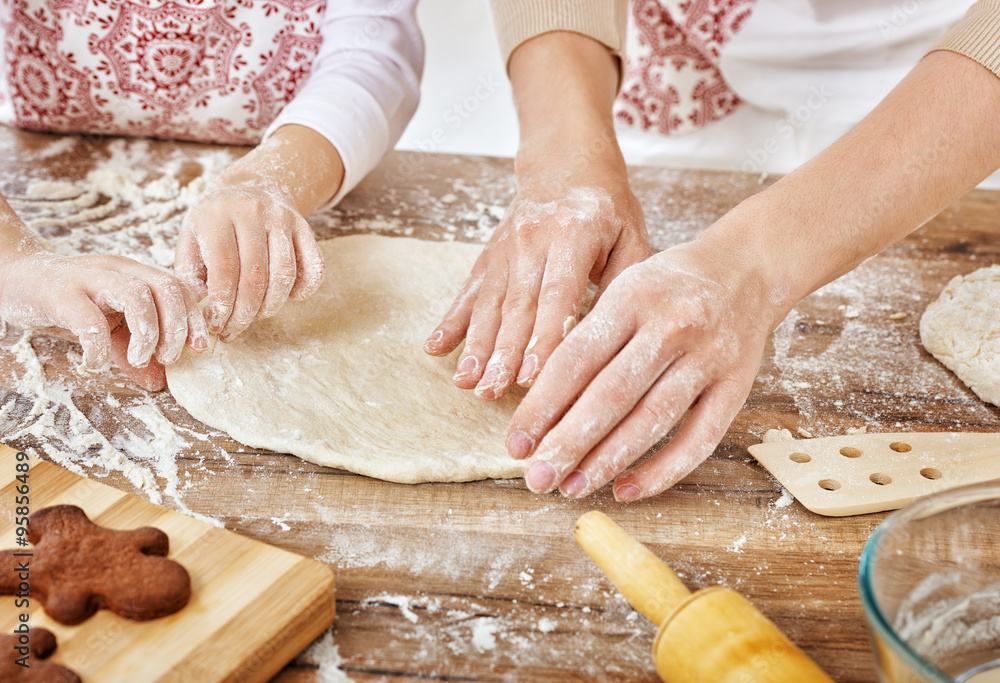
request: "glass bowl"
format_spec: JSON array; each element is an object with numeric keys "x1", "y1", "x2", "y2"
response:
[{"x1": 859, "y1": 481, "x2": 1000, "y2": 682}]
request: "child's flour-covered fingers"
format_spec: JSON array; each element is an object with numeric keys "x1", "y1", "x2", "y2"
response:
[
  {"x1": 219, "y1": 217, "x2": 269, "y2": 341},
  {"x1": 178, "y1": 187, "x2": 325, "y2": 340},
  {"x1": 289, "y1": 217, "x2": 325, "y2": 301},
  {"x1": 0, "y1": 251, "x2": 205, "y2": 387},
  {"x1": 174, "y1": 224, "x2": 209, "y2": 302}
]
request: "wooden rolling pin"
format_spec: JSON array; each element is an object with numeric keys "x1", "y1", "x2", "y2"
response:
[{"x1": 574, "y1": 511, "x2": 834, "y2": 682}]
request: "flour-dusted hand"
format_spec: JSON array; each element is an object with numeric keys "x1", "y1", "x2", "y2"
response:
[
  {"x1": 505, "y1": 240, "x2": 775, "y2": 502},
  {"x1": 423, "y1": 173, "x2": 650, "y2": 401},
  {"x1": 0, "y1": 244, "x2": 208, "y2": 391},
  {"x1": 175, "y1": 186, "x2": 326, "y2": 342},
  {"x1": 422, "y1": 31, "x2": 650, "y2": 401},
  {"x1": 174, "y1": 125, "x2": 344, "y2": 342}
]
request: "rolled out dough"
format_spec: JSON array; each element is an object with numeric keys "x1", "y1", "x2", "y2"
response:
[
  {"x1": 921, "y1": 265, "x2": 1000, "y2": 406},
  {"x1": 166, "y1": 234, "x2": 525, "y2": 483}
]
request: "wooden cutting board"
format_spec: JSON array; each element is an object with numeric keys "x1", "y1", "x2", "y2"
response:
[{"x1": 0, "y1": 444, "x2": 335, "y2": 682}]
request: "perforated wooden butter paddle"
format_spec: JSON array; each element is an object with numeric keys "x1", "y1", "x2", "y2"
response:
[{"x1": 747, "y1": 432, "x2": 1000, "y2": 516}]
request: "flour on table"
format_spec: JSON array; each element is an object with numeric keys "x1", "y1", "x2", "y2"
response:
[
  {"x1": 300, "y1": 629, "x2": 352, "y2": 683},
  {"x1": 1, "y1": 331, "x2": 220, "y2": 525},
  {"x1": 166, "y1": 234, "x2": 524, "y2": 484},
  {"x1": 921, "y1": 266, "x2": 1000, "y2": 406},
  {"x1": 762, "y1": 428, "x2": 795, "y2": 444}
]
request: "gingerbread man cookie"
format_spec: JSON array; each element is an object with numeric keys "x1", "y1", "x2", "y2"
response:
[
  {"x1": 0, "y1": 627, "x2": 81, "y2": 682},
  {"x1": 0, "y1": 505, "x2": 191, "y2": 625}
]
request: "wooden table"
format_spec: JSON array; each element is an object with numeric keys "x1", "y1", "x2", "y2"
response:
[{"x1": 1, "y1": 126, "x2": 998, "y2": 682}]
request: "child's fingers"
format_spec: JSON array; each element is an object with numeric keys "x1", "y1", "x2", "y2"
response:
[
  {"x1": 59, "y1": 298, "x2": 113, "y2": 369},
  {"x1": 220, "y1": 222, "x2": 269, "y2": 341},
  {"x1": 174, "y1": 223, "x2": 208, "y2": 301},
  {"x1": 195, "y1": 220, "x2": 240, "y2": 335},
  {"x1": 120, "y1": 280, "x2": 161, "y2": 369},
  {"x1": 109, "y1": 326, "x2": 168, "y2": 391},
  {"x1": 289, "y1": 219, "x2": 325, "y2": 300},
  {"x1": 259, "y1": 227, "x2": 296, "y2": 318},
  {"x1": 90, "y1": 275, "x2": 160, "y2": 369},
  {"x1": 179, "y1": 282, "x2": 209, "y2": 354},
  {"x1": 131, "y1": 268, "x2": 191, "y2": 365}
]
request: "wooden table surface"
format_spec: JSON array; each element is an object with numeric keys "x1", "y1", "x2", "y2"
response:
[{"x1": 2, "y1": 127, "x2": 999, "y2": 682}]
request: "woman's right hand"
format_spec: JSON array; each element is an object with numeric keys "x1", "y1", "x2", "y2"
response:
[
  {"x1": 0, "y1": 246, "x2": 208, "y2": 390},
  {"x1": 423, "y1": 163, "x2": 651, "y2": 401}
]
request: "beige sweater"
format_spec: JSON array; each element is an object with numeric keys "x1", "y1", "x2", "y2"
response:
[
  {"x1": 488, "y1": 0, "x2": 628, "y2": 73},
  {"x1": 930, "y1": 0, "x2": 1000, "y2": 76},
  {"x1": 489, "y1": 0, "x2": 1000, "y2": 79}
]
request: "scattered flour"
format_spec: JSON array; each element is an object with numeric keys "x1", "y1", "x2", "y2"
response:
[
  {"x1": 11, "y1": 139, "x2": 235, "y2": 269},
  {"x1": 363, "y1": 593, "x2": 420, "y2": 624},
  {"x1": 301, "y1": 629, "x2": 352, "y2": 683},
  {"x1": 773, "y1": 488, "x2": 795, "y2": 509},
  {"x1": 1, "y1": 331, "x2": 222, "y2": 526},
  {"x1": 470, "y1": 617, "x2": 499, "y2": 652},
  {"x1": 763, "y1": 254, "x2": 997, "y2": 437}
]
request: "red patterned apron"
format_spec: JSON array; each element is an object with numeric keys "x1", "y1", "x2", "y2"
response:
[
  {"x1": 615, "y1": 0, "x2": 758, "y2": 136},
  {"x1": 0, "y1": 0, "x2": 325, "y2": 143}
]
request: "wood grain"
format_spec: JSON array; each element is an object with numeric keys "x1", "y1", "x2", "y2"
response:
[
  {"x1": 0, "y1": 444, "x2": 335, "y2": 682},
  {"x1": 1, "y1": 127, "x2": 999, "y2": 681}
]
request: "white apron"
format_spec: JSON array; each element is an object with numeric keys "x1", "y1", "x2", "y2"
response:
[{"x1": 615, "y1": 0, "x2": 991, "y2": 184}]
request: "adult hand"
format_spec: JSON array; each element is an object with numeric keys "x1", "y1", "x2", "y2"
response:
[
  {"x1": 424, "y1": 29, "x2": 650, "y2": 401},
  {"x1": 175, "y1": 186, "x2": 325, "y2": 342},
  {"x1": 505, "y1": 239, "x2": 776, "y2": 502},
  {"x1": 0, "y1": 247, "x2": 208, "y2": 390},
  {"x1": 424, "y1": 165, "x2": 652, "y2": 401}
]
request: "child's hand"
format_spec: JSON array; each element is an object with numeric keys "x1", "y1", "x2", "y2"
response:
[
  {"x1": 174, "y1": 125, "x2": 342, "y2": 342},
  {"x1": 0, "y1": 248, "x2": 208, "y2": 391},
  {"x1": 174, "y1": 187, "x2": 326, "y2": 341}
]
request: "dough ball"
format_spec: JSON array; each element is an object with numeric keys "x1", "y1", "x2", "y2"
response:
[{"x1": 921, "y1": 265, "x2": 1000, "y2": 406}]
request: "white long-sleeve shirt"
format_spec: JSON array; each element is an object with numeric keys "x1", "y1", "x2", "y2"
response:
[{"x1": 0, "y1": 0, "x2": 423, "y2": 205}]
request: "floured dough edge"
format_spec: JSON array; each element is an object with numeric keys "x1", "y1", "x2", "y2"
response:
[
  {"x1": 166, "y1": 235, "x2": 525, "y2": 484},
  {"x1": 172, "y1": 385, "x2": 524, "y2": 484}
]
